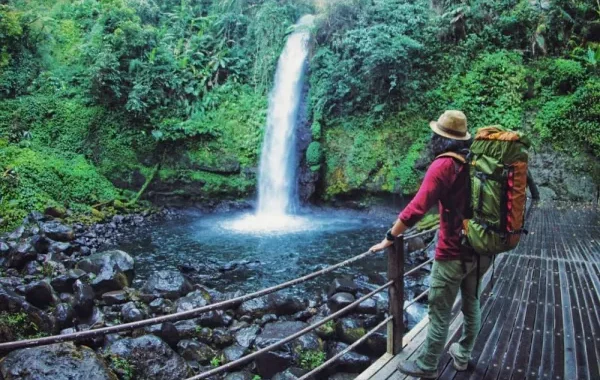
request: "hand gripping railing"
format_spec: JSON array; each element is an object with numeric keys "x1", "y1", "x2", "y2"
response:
[{"x1": 0, "y1": 227, "x2": 437, "y2": 379}]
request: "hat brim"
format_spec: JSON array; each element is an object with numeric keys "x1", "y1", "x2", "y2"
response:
[{"x1": 429, "y1": 121, "x2": 471, "y2": 141}]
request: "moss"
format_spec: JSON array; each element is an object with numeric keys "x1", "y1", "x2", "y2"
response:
[
  {"x1": 344, "y1": 327, "x2": 366, "y2": 342},
  {"x1": 306, "y1": 141, "x2": 322, "y2": 166},
  {"x1": 298, "y1": 349, "x2": 326, "y2": 370},
  {"x1": 0, "y1": 311, "x2": 46, "y2": 341}
]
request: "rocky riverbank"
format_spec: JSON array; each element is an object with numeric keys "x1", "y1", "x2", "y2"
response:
[{"x1": 0, "y1": 209, "x2": 435, "y2": 380}]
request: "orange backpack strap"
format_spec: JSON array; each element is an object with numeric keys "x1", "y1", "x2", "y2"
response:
[{"x1": 436, "y1": 152, "x2": 467, "y2": 164}]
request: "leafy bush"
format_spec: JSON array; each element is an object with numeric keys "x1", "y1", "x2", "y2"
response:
[
  {"x1": 444, "y1": 51, "x2": 527, "y2": 130},
  {"x1": 0, "y1": 146, "x2": 117, "y2": 231},
  {"x1": 540, "y1": 59, "x2": 586, "y2": 95},
  {"x1": 299, "y1": 350, "x2": 326, "y2": 370},
  {"x1": 306, "y1": 142, "x2": 322, "y2": 166}
]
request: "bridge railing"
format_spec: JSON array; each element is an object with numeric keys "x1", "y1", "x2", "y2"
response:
[{"x1": 0, "y1": 228, "x2": 437, "y2": 379}]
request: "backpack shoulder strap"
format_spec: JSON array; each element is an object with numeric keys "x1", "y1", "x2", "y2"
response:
[{"x1": 436, "y1": 152, "x2": 467, "y2": 164}]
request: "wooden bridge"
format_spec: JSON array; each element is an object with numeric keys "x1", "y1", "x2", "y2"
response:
[
  {"x1": 359, "y1": 203, "x2": 600, "y2": 380},
  {"x1": 1, "y1": 203, "x2": 598, "y2": 380}
]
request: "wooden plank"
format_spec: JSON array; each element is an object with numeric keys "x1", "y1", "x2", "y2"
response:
[
  {"x1": 574, "y1": 261, "x2": 600, "y2": 380},
  {"x1": 387, "y1": 236, "x2": 404, "y2": 355},
  {"x1": 552, "y1": 260, "x2": 565, "y2": 380},
  {"x1": 564, "y1": 257, "x2": 589, "y2": 379},
  {"x1": 355, "y1": 353, "x2": 394, "y2": 380},
  {"x1": 558, "y1": 261, "x2": 577, "y2": 380}
]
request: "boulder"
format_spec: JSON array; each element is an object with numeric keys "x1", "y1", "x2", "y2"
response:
[
  {"x1": 76, "y1": 250, "x2": 135, "y2": 294},
  {"x1": 41, "y1": 221, "x2": 75, "y2": 242},
  {"x1": 121, "y1": 302, "x2": 144, "y2": 322},
  {"x1": 356, "y1": 298, "x2": 377, "y2": 314},
  {"x1": 176, "y1": 290, "x2": 209, "y2": 313},
  {"x1": 31, "y1": 235, "x2": 51, "y2": 254},
  {"x1": 255, "y1": 350, "x2": 294, "y2": 379},
  {"x1": 235, "y1": 325, "x2": 260, "y2": 348},
  {"x1": 173, "y1": 319, "x2": 201, "y2": 340},
  {"x1": 222, "y1": 344, "x2": 247, "y2": 364},
  {"x1": 73, "y1": 280, "x2": 95, "y2": 319},
  {"x1": 25, "y1": 280, "x2": 55, "y2": 309},
  {"x1": 50, "y1": 269, "x2": 86, "y2": 293},
  {"x1": 177, "y1": 339, "x2": 217, "y2": 365},
  {"x1": 327, "y1": 278, "x2": 358, "y2": 297},
  {"x1": 336, "y1": 318, "x2": 365, "y2": 344},
  {"x1": 0, "y1": 343, "x2": 117, "y2": 380},
  {"x1": 327, "y1": 342, "x2": 370, "y2": 373},
  {"x1": 53, "y1": 303, "x2": 74, "y2": 330},
  {"x1": 327, "y1": 293, "x2": 355, "y2": 313},
  {"x1": 8, "y1": 243, "x2": 37, "y2": 269},
  {"x1": 237, "y1": 296, "x2": 270, "y2": 318},
  {"x1": 213, "y1": 327, "x2": 234, "y2": 348},
  {"x1": 102, "y1": 290, "x2": 128, "y2": 305},
  {"x1": 224, "y1": 372, "x2": 253, "y2": 380},
  {"x1": 141, "y1": 271, "x2": 192, "y2": 300},
  {"x1": 268, "y1": 293, "x2": 307, "y2": 316},
  {"x1": 160, "y1": 322, "x2": 180, "y2": 348},
  {"x1": 7, "y1": 226, "x2": 25, "y2": 240},
  {"x1": 0, "y1": 286, "x2": 56, "y2": 335},
  {"x1": 107, "y1": 335, "x2": 192, "y2": 380}
]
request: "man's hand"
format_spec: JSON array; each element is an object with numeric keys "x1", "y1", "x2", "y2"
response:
[{"x1": 370, "y1": 239, "x2": 393, "y2": 252}]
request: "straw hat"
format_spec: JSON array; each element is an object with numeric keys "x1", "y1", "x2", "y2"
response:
[{"x1": 429, "y1": 110, "x2": 471, "y2": 141}]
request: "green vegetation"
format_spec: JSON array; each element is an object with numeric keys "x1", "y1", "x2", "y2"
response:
[
  {"x1": 0, "y1": 0, "x2": 599, "y2": 223},
  {"x1": 0, "y1": 312, "x2": 46, "y2": 341},
  {"x1": 210, "y1": 354, "x2": 224, "y2": 367},
  {"x1": 298, "y1": 349, "x2": 326, "y2": 370},
  {"x1": 107, "y1": 354, "x2": 135, "y2": 380}
]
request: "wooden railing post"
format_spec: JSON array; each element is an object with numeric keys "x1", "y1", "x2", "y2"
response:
[{"x1": 387, "y1": 235, "x2": 404, "y2": 355}]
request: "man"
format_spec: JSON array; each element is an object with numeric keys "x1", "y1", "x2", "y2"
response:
[{"x1": 370, "y1": 110, "x2": 489, "y2": 379}]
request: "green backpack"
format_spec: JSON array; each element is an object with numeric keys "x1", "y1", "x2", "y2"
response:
[{"x1": 440, "y1": 125, "x2": 531, "y2": 256}]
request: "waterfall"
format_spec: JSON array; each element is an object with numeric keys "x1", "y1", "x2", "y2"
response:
[{"x1": 257, "y1": 15, "x2": 314, "y2": 216}]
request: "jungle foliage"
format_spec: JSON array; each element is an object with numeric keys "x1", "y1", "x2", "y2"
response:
[{"x1": 0, "y1": 0, "x2": 599, "y2": 229}]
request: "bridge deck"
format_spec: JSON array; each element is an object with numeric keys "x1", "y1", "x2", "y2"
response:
[{"x1": 359, "y1": 204, "x2": 600, "y2": 380}]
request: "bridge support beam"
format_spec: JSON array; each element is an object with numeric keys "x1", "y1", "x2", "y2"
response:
[{"x1": 386, "y1": 235, "x2": 404, "y2": 355}]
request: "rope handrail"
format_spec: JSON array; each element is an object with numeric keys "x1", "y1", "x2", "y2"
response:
[
  {"x1": 186, "y1": 280, "x2": 394, "y2": 379},
  {"x1": 299, "y1": 315, "x2": 393, "y2": 380},
  {"x1": 0, "y1": 228, "x2": 436, "y2": 352}
]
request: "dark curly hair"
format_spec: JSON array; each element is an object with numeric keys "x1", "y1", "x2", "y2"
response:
[{"x1": 428, "y1": 133, "x2": 472, "y2": 157}]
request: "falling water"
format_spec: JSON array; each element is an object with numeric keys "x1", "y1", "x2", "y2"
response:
[
  {"x1": 224, "y1": 15, "x2": 314, "y2": 233},
  {"x1": 257, "y1": 15, "x2": 314, "y2": 216}
]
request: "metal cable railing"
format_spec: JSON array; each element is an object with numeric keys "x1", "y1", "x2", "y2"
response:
[{"x1": 0, "y1": 227, "x2": 438, "y2": 379}]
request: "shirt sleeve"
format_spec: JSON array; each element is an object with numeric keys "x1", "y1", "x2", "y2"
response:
[{"x1": 399, "y1": 158, "x2": 452, "y2": 227}]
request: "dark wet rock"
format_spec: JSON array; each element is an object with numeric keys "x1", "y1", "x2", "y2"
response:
[
  {"x1": 8, "y1": 243, "x2": 37, "y2": 269},
  {"x1": 7, "y1": 226, "x2": 25, "y2": 241},
  {"x1": 327, "y1": 292, "x2": 355, "y2": 313},
  {"x1": 363, "y1": 329, "x2": 387, "y2": 357},
  {"x1": 259, "y1": 313, "x2": 278, "y2": 326},
  {"x1": 49, "y1": 241, "x2": 74, "y2": 255},
  {"x1": 51, "y1": 269, "x2": 86, "y2": 293},
  {"x1": 238, "y1": 296, "x2": 270, "y2": 318},
  {"x1": 292, "y1": 310, "x2": 313, "y2": 321},
  {"x1": 160, "y1": 322, "x2": 180, "y2": 348},
  {"x1": 107, "y1": 335, "x2": 192, "y2": 380},
  {"x1": 0, "y1": 277, "x2": 23, "y2": 289},
  {"x1": 328, "y1": 278, "x2": 358, "y2": 297},
  {"x1": 198, "y1": 310, "x2": 231, "y2": 327},
  {"x1": 268, "y1": 293, "x2": 307, "y2": 316},
  {"x1": 149, "y1": 298, "x2": 173, "y2": 314},
  {"x1": 41, "y1": 221, "x2": 74, "y2": 242},
  {"x1": 25, "y1": 280, "x2": 55, "y2": 309},
  {"x1": 255, "y1": 321, "x2": 320, "y2": 355},
  {"x1": 235, "y1": 325, "x2": 260, "y2": 348},
  {"x1": 31, "y1": 235, "x2": 51, "y2": 254},
  {"x1": 0, "y1": 286, "x2": 56, "y2": 335},
  {"x1": 73, "y1": 279, "x2": 95, "y2": 318},
  {"x1": 356, "y1": 298, "x2": 377, "y2": 314},
  {"x1": 177, "y1": 339, "x2": 216, "y2": 365},
  {"x1": 173, "y1": 319, "x2": 201, "y2": 340},
  {"x1": 77, "y1": 306, "x2": 105, "y2": 329},
  {"x1": 271, "y1": 368, "x2": 302, "y2": 380},
  {"x1": 308, "y1": 316, "x2": 336, "y2": 340},
  {"x1": 229, "y1": 320, "x2": 249, "y2": 332},
  {"x1": 76, "y1": 250, "x2": 135, "y2": 294},
  {"x1": 223, "y1": 344, "x2": 247, "y2": 364},
  {"x1": 224, "y1": 372, "x2": 253, "y2": 380},
  {"x1": 0, "y1": 342, "x2": 117, "y2": 380},
  {"x1": 213, "y1": 327, "x2": 234, "y2": 348},
  {"x1": 121, "y1": 302, "x2": 144, "y2": 322},
  {"x1": 141, "y1": 270, "x2": 192, "y2": 300},
  {"x1": 44, "y1": 206, "x2": 67, "y2": 219},
  {"x1": 23, "y1": 261, "x2": 42, "y2": 276},
  {"x1": 53, "y1": 302, "x2": 74, "y2": 330},
  {"x1": 256, "y1": 350, "x2": 294, "y2": 379},
  {"x1": 176, "y1": 290, "x2": 209, "y2": 312},
  {"x1": 0, "y1": 241, "x2": 10, "y2": 255},
  {"x1": 337, "y1": 318, "x2": 366, "y2": 344},
  {"x1": 327, "y1": 342, "x2": 370, "y2": 373},
  {"x1": 102, "y1": 290, "x2": 128, "y2": 305}
]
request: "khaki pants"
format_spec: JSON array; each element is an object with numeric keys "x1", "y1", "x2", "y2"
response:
[{"x1": 416, "y1": 256, "x2": 492, "y2": 371}]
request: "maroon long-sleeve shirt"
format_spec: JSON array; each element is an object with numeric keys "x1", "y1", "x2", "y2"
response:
[{"x1": 399, "y1": 157, "x2": 469, "y2": 260}]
